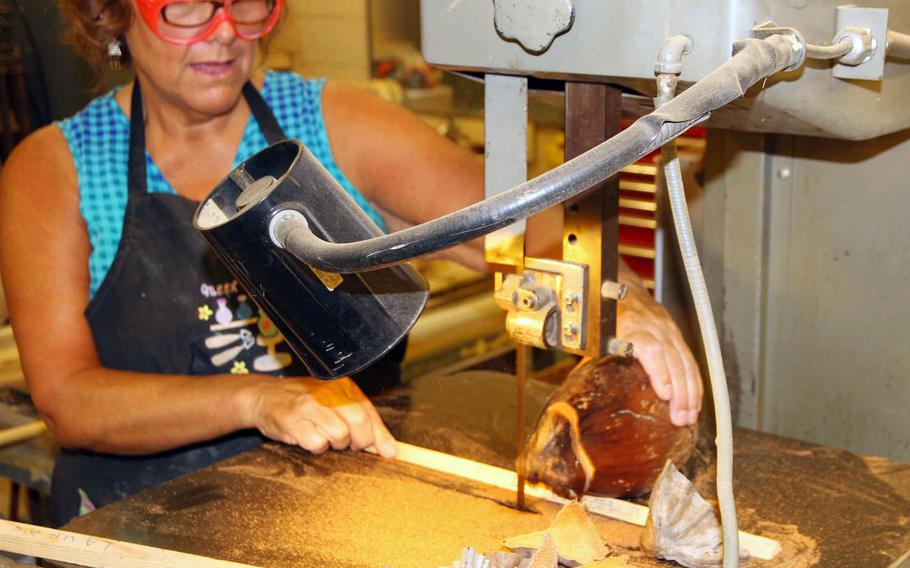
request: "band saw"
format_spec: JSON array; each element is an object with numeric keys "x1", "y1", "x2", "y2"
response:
[{"x1": 30, "y1": 2, "x2": 910, "y2": 567}]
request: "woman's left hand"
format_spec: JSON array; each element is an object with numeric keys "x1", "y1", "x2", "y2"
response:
[{"x1": 617, "y1": 280, "x2": 703, "y2": 427}]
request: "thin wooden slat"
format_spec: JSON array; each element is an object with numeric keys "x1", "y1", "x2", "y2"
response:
[
  {"x1": 619, "y1": 180, "x2": 657, "y2": 194},
  {"x1": 0, "y1": 421, "x2": 45, "y2": 448},
  {"x1": 0, "y1": 519, "x2": 258, "y2": 568},
  {"x1": 618, "y1": 215, "x2": 658, "y2": 230},
  {"x1": 618, "y1": 245, "x2": 656, "y2": 260},
  {"x1": 619, "y1": 197, "x2": 657, "y2": 212},
  {"x1": 369, "y1": 442, "x2": 782, "y2": 561},
  {"x1": 621, "y1": 164, "x2": 658, "y2": 176}
]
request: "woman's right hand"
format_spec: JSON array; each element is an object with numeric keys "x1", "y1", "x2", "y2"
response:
[{"x1": 242, "y1": 376, "x2": 398, "y2": 459}]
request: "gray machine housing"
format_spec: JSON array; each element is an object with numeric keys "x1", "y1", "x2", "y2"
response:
[{"x1": 421, "y1": 0, "x2": 910, "y2": 140}]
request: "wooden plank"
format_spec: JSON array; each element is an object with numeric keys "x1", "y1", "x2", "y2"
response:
[
  {"x1": 0, "y1": 421, "x2": 45, "y2": 448},
  {"x1": 0, "y1": 519, "x2": 259, "y2": 568},
  {"x1": 368, "y1": 442, "x2": 782, "y2": 561}
]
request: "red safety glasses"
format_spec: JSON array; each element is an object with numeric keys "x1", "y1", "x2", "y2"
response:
[{"x1": 136, "y1": 0, "x2": 283, "y2": 45}]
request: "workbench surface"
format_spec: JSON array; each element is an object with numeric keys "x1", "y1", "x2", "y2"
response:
[{"x1": 53, "y1": 372, "x2": 910, "y2": 568}]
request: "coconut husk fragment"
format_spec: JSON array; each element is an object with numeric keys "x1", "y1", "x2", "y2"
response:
[
  {"x1": 518, "y1": 356, "x2": 696, "y2": 499},
  {"x1": 450, "y1": 549, "x2": 528, "y2": 568},
  {"x1": 503, "y1": 502, "x2": 608, "y2": 567},
  {"x1": 528, "y1": 533, "x2": 558, "y2": 568},
  {"x1": 641, "y1": 460, "x2": 750, "y2": 567},
  {"x1": 483, "y1": 551, "x2": 528, "y2": 568},
  {"x1": 449, "y1": 547, "x2": 494, "y2": 568}
]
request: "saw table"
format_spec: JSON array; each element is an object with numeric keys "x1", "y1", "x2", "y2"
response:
[{"x1": 48, "y1": 371, "x2": 910, "y2": 568}]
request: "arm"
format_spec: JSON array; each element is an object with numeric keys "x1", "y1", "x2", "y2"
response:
[
  {"x1": 0, "y1": 127, "x2": 396, "y2": 457},
  {"x1": 322, "y1": 81, "x2": 487, "y2": 271}
]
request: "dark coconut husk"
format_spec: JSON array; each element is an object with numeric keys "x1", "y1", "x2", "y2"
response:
[{"x1": 517, "y1": 356, "x2": 696, "y2": 499}]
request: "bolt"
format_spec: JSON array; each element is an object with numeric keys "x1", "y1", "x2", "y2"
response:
[
  {"x1": 601, "y1": 281, "x2": 628, "y2": 300},
  {"x1": 563, "y1": 322, "x2": 578, "y2": 340},
  {"x1": 608, "y1": 338, "x2": 634, "y2": 358},
  {"x1": 777, "y1": 167, "x2": 792, "y2": 179},
  {"x1": 515, "y1": 289, "x2": 538, "y2": 310},
  {"x1": 564, "y1": 293, "x2": 579, "y2": 311}
]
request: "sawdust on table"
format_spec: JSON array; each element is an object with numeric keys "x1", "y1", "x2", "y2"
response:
[
  {"x1": 209, "y1": 449, "x2": 556, "y2": 568},
  {"x1": 583, "y1": 556, "x2": 631, "y2": 567},
  {"x1": 744, "y1": 519, "x2": 819, "y2": 568}
]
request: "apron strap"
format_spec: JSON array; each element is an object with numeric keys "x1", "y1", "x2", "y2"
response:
[
  {"x1": 243, "y1": 81, "x2": 287, "y2": 145},
  {"x1": 127, "y1": 77, "x2": 288, "y2": 197},
  {"x1": 127, "y1": 80, "x2": 147, "y2": 198}
]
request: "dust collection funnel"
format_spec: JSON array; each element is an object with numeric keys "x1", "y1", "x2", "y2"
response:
[{"x1": 193, "y1": 140, "x2": 428, "y2": 380}]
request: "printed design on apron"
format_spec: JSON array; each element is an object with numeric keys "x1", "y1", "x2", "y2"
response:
[{"x1": 197, "y1": 278, "x2": 293, "y2": 373}]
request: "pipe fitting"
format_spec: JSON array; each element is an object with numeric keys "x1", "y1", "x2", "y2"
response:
[
  {"x1": 888, "y1": 30, "x2": 910, "y2": 59},
  {"x1": 269, "y1": 209, "x2": 308, "y2": 249},
  {"x1": 655, "y1": 35, "x2": 693, "y2": 75},
  {"x1": 751, "y1": 22, "x2": 806, "y2": 71},
  {"x1": 834, "y1": 26, "x2": 877, "y2": 65}
]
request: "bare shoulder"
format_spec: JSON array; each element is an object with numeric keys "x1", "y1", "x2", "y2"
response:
[
  {"x1": 320, "y1": 81, "x2": 480, "y2": 200},
  {"x1": 321, "y1": 80, "x2": 428, "y2": 136},
  {"x1": 0, "y1": 125, "x2": 77, "y2": 206},
  {"x1": 0, "y1": 124, "x2": 84, "y2": 263}
]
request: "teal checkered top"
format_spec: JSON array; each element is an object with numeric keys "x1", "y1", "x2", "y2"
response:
[{"x1": 56, "y1": 71, "x2": 385, "y2": 298}]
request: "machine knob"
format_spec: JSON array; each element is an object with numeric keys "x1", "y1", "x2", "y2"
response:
[{"x1": 492, "y1": 0, "x2": 575, "y2": 54}]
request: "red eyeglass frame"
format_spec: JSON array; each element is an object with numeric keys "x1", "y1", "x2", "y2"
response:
[{"x1": 135, "y1": 0, "x2": 284, "y2": 45}]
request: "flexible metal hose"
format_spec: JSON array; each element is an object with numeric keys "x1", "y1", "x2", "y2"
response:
[
  {"x1": 664, "y1": 154, "x2": 739, "y2": 568},
  {"x1": 657, "y1": 62, "x2": 738, "y2": 565},
  {"x1": 889, "y1": 30, "x2": 910, "y2": 59},
  {"x1": 805, "y1": 38, "x2": 853, "y2": 60},
  {"x1": 274, "y1": 36, "x2": 799, "y2": 273}
]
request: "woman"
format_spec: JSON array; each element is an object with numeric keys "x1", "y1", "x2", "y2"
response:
[{"x1": 0, "y1": 0, "x2": 702, "y2": 525}]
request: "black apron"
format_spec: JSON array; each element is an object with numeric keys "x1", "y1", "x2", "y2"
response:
[{"x1": 51, "y1": 80, "x2": 405, "y2": 526}]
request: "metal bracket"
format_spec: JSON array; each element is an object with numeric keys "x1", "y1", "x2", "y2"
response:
[
  {"x1": 833, "y1": 6, "x2": 889, "y2": 81},
  {"x1": 752, "y1": 21, "x2": 807, "y2": 72},
  {"x1": 493, "y1": 258, "x2": 588, "y2": 352}
]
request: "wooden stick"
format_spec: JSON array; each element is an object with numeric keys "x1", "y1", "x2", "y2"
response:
[
  {"x1": 0, "y1": 421, "x2": 46, "y2": 448},
  {"x1": 0, "y1": 519, "x2": 259, "y2": 568},
  {"x1": 369, "y1": 442, "x2": 782, "y2": 561}
]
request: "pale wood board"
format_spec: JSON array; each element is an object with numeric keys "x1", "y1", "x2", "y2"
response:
[
  {"x1": 0, "y1": 519, "x2": 259, "y2": 568},
  {"x1": 0, "y1": 421, "x2": 45, "y2": 448},
  {"x1": 370, "y1": 442, "x2": 783, "y2": 561}
]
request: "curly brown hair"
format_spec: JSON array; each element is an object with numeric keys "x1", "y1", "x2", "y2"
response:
[{"x1": 59, "y1": 0, "x2": 134, "y2": 73}]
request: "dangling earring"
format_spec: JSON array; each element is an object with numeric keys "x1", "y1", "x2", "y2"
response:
[
  {"x1": 108, "y1": 38, "x2": 124, "y2": 70},
  {"x1": 107, "y1": 38, "x2": 122, "y2": 58}
]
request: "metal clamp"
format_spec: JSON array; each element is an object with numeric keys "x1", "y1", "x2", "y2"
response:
[
  {"x1": 752, "y1": 21, "x2": 807, "y2": 72},
  {"x1": 494, "y1": 258, "x2": 588, "y2": 352},
  {"x1": 835, "y1": 26, "x2": 878, "y2": 66}
]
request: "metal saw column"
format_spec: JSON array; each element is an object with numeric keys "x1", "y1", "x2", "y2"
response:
[
  {"x1": 563, "y1": 83, "x2": 622, "y2": 357},
  {"x1": 484, "y1": 73, "x2": 531, "y2": 509},
  {"x1": 484, "y1": 74, "x2": 528, "y2": 268}
]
